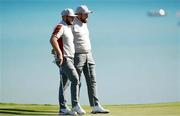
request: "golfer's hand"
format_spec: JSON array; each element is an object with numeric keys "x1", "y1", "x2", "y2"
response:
[{"x1": 57, "y1": 54, "x2": 63, "y2": 65}]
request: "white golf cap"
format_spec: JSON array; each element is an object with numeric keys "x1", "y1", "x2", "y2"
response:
[
  {"x1": 61, "y1": 8, "x2": 77, "y2": 17},
  {"x1": 75, "y1": 5, "x2": 93, "y2": 14}
]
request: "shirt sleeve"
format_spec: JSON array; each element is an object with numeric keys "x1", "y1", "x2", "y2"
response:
[{"x1": 52, "y1": 24, "x2": 63, "y2": 39}]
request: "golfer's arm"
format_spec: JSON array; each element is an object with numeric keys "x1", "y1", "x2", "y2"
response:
[{"x1": 50, "y1": 36, "x2": 63, "y2": 59}]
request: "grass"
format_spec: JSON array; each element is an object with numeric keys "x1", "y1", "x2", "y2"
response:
[{"x1": 0, "y1": 102, "x2": 180, "y2": 116}]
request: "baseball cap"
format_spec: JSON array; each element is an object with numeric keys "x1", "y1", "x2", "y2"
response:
[
  {"x1": 75, "y1": 5, "x2": 93, "y2": 14},
  {"x1": 61, "y1": 8, "x2": 77, "y2": 17}
]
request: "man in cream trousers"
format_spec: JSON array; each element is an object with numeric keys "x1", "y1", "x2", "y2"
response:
[
  {"x1": 72, "y1": 5, "x2": 110, "y2": 114},
  {"x1": 50, "y1": 8, "x2": 86, "y2": 115}
]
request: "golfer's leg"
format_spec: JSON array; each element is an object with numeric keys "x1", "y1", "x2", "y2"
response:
[
  {"x1": 62, "y1": 58, "x2": 80, "y2": 107},
  {"x1": 59, "y1": 72, "x2": 70, "y2": 109},
  {"x1": 83, "y1": 63, "x2": 99, "y2": 107},
  {"x1": 75, "y1": 66, "x2": 83, "y2": 100},
  {"x1": 74, "y1": 53, "x2": 86, "y2": 100}
]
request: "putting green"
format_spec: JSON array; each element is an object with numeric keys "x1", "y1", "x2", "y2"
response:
[{"x1": 0, "y1": 102, "x2": 180, "y2": 116}]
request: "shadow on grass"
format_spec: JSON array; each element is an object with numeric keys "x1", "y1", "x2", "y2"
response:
[{"x1": 0, "y1": 108, "x2": 58, "y2": 115}]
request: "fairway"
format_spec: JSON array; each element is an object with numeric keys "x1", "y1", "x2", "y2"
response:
[{"x1": 0, "y1": 102, "x2": 180, "y2": 116}]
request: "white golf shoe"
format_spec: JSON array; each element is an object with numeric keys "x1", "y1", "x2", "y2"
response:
[
  {"x1": 59, "y1": 108, "x2": 76, "y2": 115},
  {"x1": 72, "y1": 103, "x2": 86, "y2": 115},
  {"x1": 91, "y1": 105, "x2": 110, "y2": 114}
]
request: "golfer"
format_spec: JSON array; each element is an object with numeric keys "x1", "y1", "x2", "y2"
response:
[
  {"x1": 72, "y1": 5, "x2": 110, "y2": 114},
  {"x1": 50, "y1": 8, "x2": 85, "y2": 115}
]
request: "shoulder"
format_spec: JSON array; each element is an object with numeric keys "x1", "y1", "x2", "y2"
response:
[
  {"x1": 72, "y1": 21, "x2": 81, "y2": 31},
  {"x1": 55, "y1": 24, "x2": 63, "y2": 30},
  {"x1": 52, "y1": 24, "x2": 63, "y2": 35}
]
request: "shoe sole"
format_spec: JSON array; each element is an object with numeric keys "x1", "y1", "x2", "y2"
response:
[
  {"x1": 91, "y1": 111, "x2": 110, "y2": 114},
  {"x1": 76, "y1": 112, "x2": 85, "y2": 115},
  {"x1": 59, "y1": 112, "x2": 77, "y2": 115}
]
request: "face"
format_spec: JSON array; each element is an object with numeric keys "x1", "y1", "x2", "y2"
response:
[
  {"x1": 65, "y1": 16, "x2": 74, "y2": 25},
  {"x1": 79, "y1": 13, "x2": 88, "y2": 23}
]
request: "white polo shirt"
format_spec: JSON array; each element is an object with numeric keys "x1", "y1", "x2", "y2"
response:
[
  {"x1": 72, "y1": 17, "x2": 91, "y2": 53},
  {"x1": 52, "y1": 20, "x2": 75, "y2": 58}
]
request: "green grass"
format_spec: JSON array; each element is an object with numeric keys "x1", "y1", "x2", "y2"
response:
[{"x1": 0, "y1": 102, "x2": 180, "y2": 116}]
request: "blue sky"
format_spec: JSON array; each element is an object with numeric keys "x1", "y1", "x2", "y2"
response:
[{"x1": 0, "y1": 0, "x2": 180, "y2": 105}]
